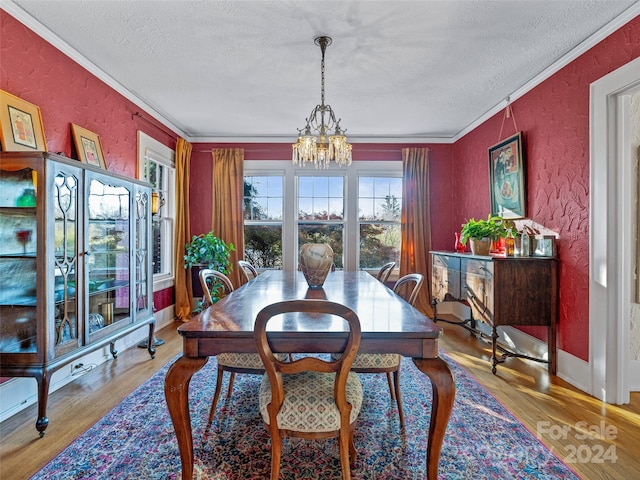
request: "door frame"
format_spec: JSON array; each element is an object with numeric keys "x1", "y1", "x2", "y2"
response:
[{"x1": 590, "y1": 56, "x2": 640, "y2": 404}]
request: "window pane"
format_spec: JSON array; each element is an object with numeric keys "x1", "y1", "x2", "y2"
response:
[
  {"x1": 359, "y1": 223, "x2": 401, "y2": 268},
  {"x1": 298, "y1": 224, "x2": 344, "y2": 269},
  {"x1": 244, "y1": 176, "x2": 283, "y2": 221},
  {"x1": 244, "y1": 225, "x2": 282, "y2": 268}
]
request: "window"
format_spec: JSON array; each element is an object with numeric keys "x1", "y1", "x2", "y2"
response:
[
  {"x1": 244, "y1": 161, "x2": 402, "y2": 273},
  {"x1": 358, "y1": 176, "x2": 402, "y2": 268},
  {"x1": 298, "y1": 175, "x2": 345, "y2": 268},
  {"x1": 243, "y1": 175, "x2": 283, "y2": 268},
  {"x1": 137, "y1": 132, "x2": 175, "y2": 290}
]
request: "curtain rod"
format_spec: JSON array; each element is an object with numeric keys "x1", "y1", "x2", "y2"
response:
[
  {"x1": 132, "y1": 112, "x2": 178, "y2": 140},
  {"x1": 194, "y1": 147, "x2": 406, "y2": 153}
]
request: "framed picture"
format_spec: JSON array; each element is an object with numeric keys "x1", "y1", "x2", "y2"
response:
[
  {"x1": 489, "y1": 132, "x2": 526, "y2": 219},
  {"x1": 71, "y1": 124, "x2": 106, "y2": 169},
  {"x1": 0, "y1": 90, "x2": 47, "y2": 152}
]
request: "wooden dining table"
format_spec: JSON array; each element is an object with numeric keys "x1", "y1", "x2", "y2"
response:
[{"x1": 164, "y1": 270, "x2": 455, "y2": 479}]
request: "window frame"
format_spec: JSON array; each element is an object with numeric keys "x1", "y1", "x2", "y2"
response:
[
  {"x1": 137, "y1": 131, "x2": 175, "y2": 292},
  {"x1": 244, "y1": 160, "x2": 402, "y2": 272}
]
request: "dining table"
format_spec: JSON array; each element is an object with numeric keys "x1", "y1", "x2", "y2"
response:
[{"x1": 164, "y1": 269, "x2": 455, "y2": 479}]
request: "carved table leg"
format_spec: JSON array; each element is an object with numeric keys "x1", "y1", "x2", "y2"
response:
[
  {"x1": 413, "y1": 357, "x2": 455, "y2": 480},
  {"x1": 110, "y1": 342, "x2": 118, "y2": 359},
  {"x1": 164, "y1": 355, "x2": 209, "y2": 480}
]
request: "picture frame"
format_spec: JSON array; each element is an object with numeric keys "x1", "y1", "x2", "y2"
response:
[
  {"x1": 71, "y1": 123, "x2": 106, "y2": 169},
  {"x1": 489, "y1": 131, "x2": 526, "y2": 219},
  {"x1": 0, "y1": 90, "x2": 47, "y2": 152}
]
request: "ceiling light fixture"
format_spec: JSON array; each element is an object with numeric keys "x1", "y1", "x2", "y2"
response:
[{"x1": 292, "y1": 36, "x2": 352, "y2": 169}]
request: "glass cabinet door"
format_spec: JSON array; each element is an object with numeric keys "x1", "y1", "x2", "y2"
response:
[
  {"x1": 0, "y1": 165, "x2": 38, "y2": 354},
  {"x1": 85, "y1": 174, "x2": 131, "y2": 337},
  {"x1": 134, "y1": 187, "x2": 151, "y2": 318},
  {"x1": 53, "y1": 167, "x2": 81, "y2": 355}
]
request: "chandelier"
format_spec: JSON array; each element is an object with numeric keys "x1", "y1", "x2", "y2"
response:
[{"x1": 292, "y1": 36, "x2": 352, "y2": 169}]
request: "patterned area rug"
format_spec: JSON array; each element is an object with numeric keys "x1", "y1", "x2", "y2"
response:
[{"x1": 31, "y1": 354, "x2": 579, "y2": 479}]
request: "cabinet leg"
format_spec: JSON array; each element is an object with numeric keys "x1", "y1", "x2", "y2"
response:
[
  {"x1": 110, "y1": 342, "x2": 118, "y2": 358},
  {"x1": 491, "y1": 326, "x2": 499, "y2": 375},
  {"x1": 35, "y1": 372, "x2": 52, "y2": 437},
  {"x1": 147, "y1": 321, "x2": 156, "y2": 359}
]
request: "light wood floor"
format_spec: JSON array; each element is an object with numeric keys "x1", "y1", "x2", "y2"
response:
[{"x1": 1, "y1": 320, "x2": 638, "y2": 479}]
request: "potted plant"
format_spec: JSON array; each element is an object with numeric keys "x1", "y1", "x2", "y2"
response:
[
  {"x1": 184, "y1": 230, "x2": 235, "y2": 301},
  {"x1": 459, "y1": 214, "x2": 509, "y2": 256}
]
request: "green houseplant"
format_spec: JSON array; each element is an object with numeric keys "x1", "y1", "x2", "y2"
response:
[
  {"x1": 460, "y1": 214, "x2": 509, "y2": 255},
  {"x1": 184, "y1": 230, "x2": 235, "y2": 305}
]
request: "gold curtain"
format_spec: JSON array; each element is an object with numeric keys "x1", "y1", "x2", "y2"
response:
[
  {"x1": 212, "y1": 148, "x2": 244, "y2": 288},
  {"x1": 400, "y1": 147, "x2": 433, "y2": 317},
  {"x1": 174, "y1": 138, "x2": 193, "y2": 321}
]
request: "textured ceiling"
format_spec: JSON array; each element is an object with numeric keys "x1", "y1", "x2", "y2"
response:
[{"x1": 5, "y1": 0, "x2": 639, "y2": 142}]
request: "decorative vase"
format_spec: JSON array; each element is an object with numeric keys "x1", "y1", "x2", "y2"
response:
[
  {"x1": 469, "y1": 237, "x2": 491, "y2": 256},
  {"x1": 454, "y1": 232, "x2": 465, "y2": 253},
  {"x1": 299, "y1": 243, "x2": 334, "y2": 288}
]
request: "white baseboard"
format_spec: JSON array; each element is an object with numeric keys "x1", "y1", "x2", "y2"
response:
[
  {"x1": 556, "y1": 348, "x2": 591, "y2": 394},
  {"x1": 0, "y1": 305, "x2": 175, "y2": 424}
]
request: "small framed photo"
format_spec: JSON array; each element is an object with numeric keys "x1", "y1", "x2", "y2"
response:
[
  {"x1": 0, "y1": 90, "x2": 47, "y2": 152},
  {"x1": 489, "y1": 132, "x2": 526, "y2": 219},
  {"x1": 71, "y1": 124, "x2": 106, "y2": 169}
]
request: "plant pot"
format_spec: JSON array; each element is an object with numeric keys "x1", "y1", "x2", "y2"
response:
[
  {"x1": 469, "y1": 238, "x2": 491, "y2": 256},
  {"x1": 190, "y1": 264, "x2": 207, "y2": 298},
  {"x1": 299, "y1": 243, "x2": 334, "y2": 288}
]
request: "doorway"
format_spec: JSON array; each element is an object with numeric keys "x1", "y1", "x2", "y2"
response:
[{"x1": 590, "y1": 56, "x2": 640, "y2": 404}]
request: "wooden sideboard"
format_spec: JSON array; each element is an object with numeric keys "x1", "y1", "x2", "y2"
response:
[{"x1": 430, "y1": 251, "x2": 558, "y2": 374}]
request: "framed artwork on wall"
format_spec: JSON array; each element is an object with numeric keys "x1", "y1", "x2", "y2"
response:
[
  {"x1": 489, "y1": 131, "x2": 526, "y2": 219},
  {"x1": 71, "y1": 124, "x2": 106, "y2": 169},
  {"x1": 0, "y1": 90, "x2": 47, "y2": 152}
]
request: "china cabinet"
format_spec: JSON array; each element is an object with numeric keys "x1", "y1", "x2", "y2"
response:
[
  {"x1": 0, "y1": 152, "x2": 155, "y2": 436},
  {"x1": 430, "y1": 251, "x2": 557, "y2": 374}
]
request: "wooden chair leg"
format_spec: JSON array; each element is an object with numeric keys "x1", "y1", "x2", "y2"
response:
[
  {"x1": 393, "y1": 369, "x2": 404, "y2": 429},
  {"x1": 208, "y1": 366, "x2": 225, "y2": 426},
  {"x1": 339, "y1": 428, "x2": 352, "y2": 480},
  {"x1": 270, "y1": 427, "x2": 282, "y2": 480},
  {"x1": 226, "y1": 372, "x2": 236, "y2": 398},
  {"x1": 386, "y1": 372, "x2": 396, "y2": 400}
]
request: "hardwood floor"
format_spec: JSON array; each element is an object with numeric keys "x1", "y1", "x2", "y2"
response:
[{"x1": 1, "y1": 319, "x2": 638, "y2": 479}]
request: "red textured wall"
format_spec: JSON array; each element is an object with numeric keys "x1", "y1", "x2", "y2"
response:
[
  {"x1": 0, "y1": 11, "x2": 176, "y2": 311},
  {"x1": 452, "y1": 16, "x2": 640, "y2": 361}
]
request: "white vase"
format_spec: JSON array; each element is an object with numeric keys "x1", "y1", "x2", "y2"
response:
[{"x1": 299, "y1": 243, "x2": 334, "y2": 288}]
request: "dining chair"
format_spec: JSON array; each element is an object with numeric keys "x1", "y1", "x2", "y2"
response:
[
  {"x1": 199, "y1": 268, "x2": 281, "y2": 427},
  {"x1": 237, "y1": 259, "x2": 258, "y2": 283},
  {"x1": 376, "y1": 261, "x2": 396, "y2": 284},
  {"x1": 254, "y1": 299, "x2": 363, "y2": 480},
  {"x1": 343, "y1": 272, "x2": 424, "y2": 429}
]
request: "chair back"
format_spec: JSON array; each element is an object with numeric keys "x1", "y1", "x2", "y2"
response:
[
  {"x1": 376, "y1": 262, "x2": 396, "y2": 283},
  {"x1": 199, "y1": 269, "x2": 234, "y2": 307},
  {"x1": 254, "y1": 300, "x2": 361, "y2": 424},
  {"x1": 238, "y1": 260, "x2": 258, "y2": 283},
  {"x1": 392, "y1": 273, "x2": 424, "y2": 306}
]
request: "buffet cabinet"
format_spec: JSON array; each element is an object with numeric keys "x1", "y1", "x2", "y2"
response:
[
  {"x1": 0, "y1": 152, "x2": 155, "y2": 436},
  {"x1": 430, "y1": 251, "x2": 557, "y2": 374}
]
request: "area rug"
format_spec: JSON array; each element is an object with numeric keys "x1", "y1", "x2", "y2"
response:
[{"x1": 31, "y1": 354, "x2": 579, "y2": 479}]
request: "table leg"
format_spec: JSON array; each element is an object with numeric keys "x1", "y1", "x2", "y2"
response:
[
  {"x1": 164, "y1": 355, "x2": 209, "y2": 480},
  {"x1": 413, "y1": 357, "x2": 455, "y2": 480}
]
